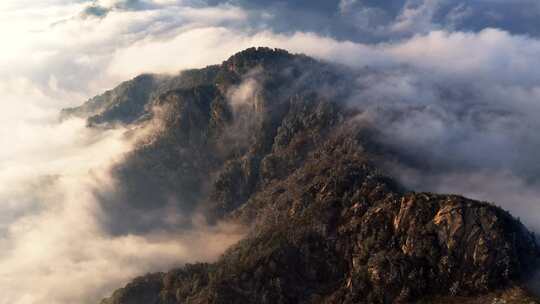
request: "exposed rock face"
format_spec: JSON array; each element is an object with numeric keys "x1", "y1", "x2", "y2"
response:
[{"x1": 63, "y1": 48, "x2": 540, "y2": 303}]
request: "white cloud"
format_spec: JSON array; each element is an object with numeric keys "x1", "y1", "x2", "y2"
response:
[
  {"x1": 390, "y1": 0, "x2": 441, "y2": 34},
  {"x1": 0, "y1": 96, "x2": 244, "y2": 303},
  {"x1": 228, "y1": 77, "x2": 262, "y2": 107},
  {"x1": 339, "y1": 0, "x2": 358, "y2": 13},
  {"x1": 0, "y1": 3, "x2": 252, "y2": 302}
]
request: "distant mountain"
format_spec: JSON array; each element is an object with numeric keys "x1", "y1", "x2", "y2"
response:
[{"x1": 65, "y1": 47, "x2": 540, "y2": 303}]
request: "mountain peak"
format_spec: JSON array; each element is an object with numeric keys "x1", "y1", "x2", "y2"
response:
[
  {"x1": 226, "y1": 47, "x2": 295, "y2": 63},
  {"x1": 222, "y1": 47, "x2": 314, "y2": 73},
  {"x1": 61, "y1": 49, "x2": 540, "y2": 303}
]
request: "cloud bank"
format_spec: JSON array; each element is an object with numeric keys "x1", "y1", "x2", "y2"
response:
[
  {"x1": 0, "y1": 84, "x2": 244, "y2": 303},
  {"x1": 2, "y1": 0, "x2": 540, "y2": 303}
]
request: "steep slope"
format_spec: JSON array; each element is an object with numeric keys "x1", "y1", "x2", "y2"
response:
[
  {"x1": 64, "y1": 48, "x2": 540, "y2": 303},
  {"x1": 101, "y1": 133, "x2": 539, "y2": 304},
  {"x1": 93, "y1": 48, "x2": 348, "y2": 234}
]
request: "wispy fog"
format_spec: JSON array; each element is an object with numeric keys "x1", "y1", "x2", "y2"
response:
[
  {"x1": 0, "y1": 3, "x2": 252, "y2": 302},
  {"x1": 0, "y1": 95, "x2": 244, "y2": 303}
]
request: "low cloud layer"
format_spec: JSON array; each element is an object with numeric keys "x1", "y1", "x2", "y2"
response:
[
  {"x1": 321, "y1": 30, "x2": 540, "y2": 231},
  {"x1": 2, "y1": 0, "x2": 540, "y2": 303},
  {"x1": 202, "y1": 0, "x2": 540, "y2": 43},
  {"x1": 0, "y1": 92, "x2": 244, "y2": 303}
]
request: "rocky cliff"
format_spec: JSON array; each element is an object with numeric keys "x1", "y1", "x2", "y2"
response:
[{"x1": 64, "y1": 47, "x2": 540, "y2": 303}]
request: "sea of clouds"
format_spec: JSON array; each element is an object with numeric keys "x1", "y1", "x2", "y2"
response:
[{"x1": 2, "y1": 0, "x2": 540, "y2": 303}]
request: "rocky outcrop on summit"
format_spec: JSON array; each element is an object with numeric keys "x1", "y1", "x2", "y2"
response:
[{"x1": 78, "y1": 48, "x2": 540, "y2": 303}]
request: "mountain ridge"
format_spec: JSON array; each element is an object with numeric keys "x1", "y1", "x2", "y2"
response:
[{"x1": 64, "y1": 47, "x2": 540, "y2": 303}]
